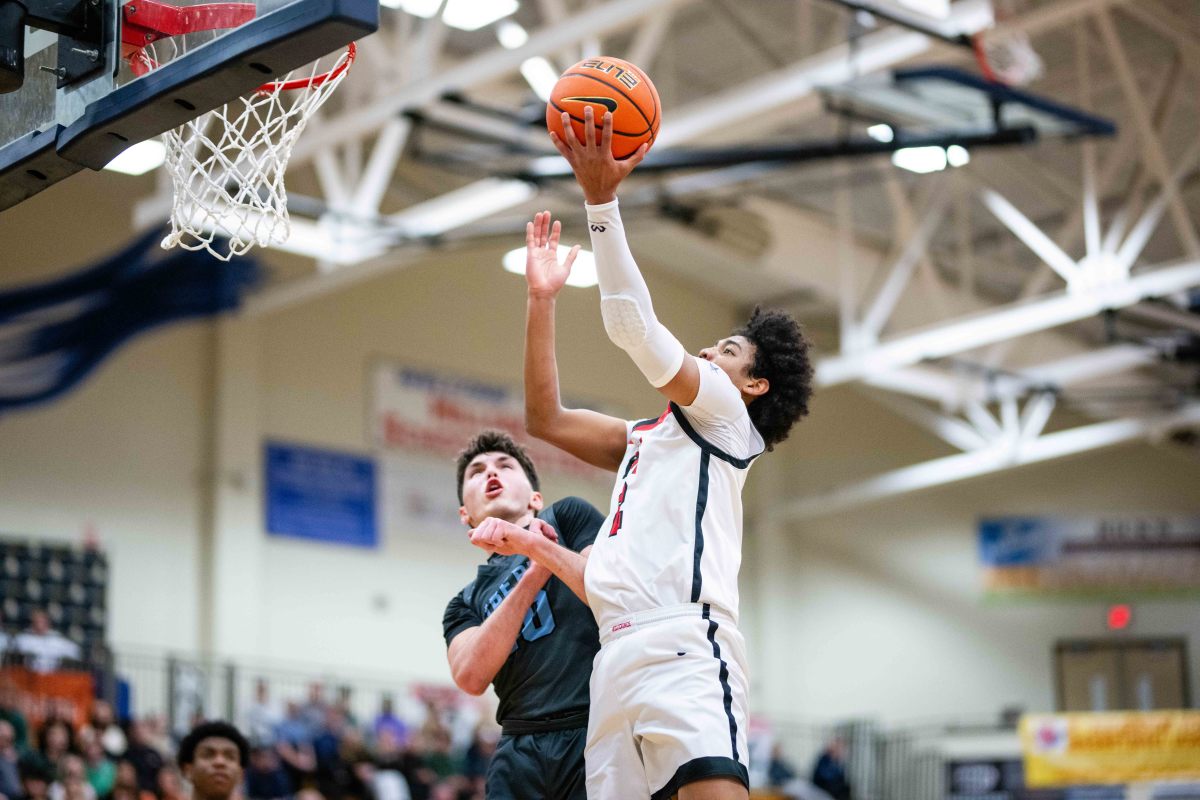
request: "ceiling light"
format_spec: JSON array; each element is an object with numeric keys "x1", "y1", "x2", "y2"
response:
[
  {"x1": 892, "y1": 146, "x2": 947, "y2": 174},
  {"x1": 947, "y1": 144, "x2": 970, "y2": 167},
  {"x1": 442, "y1": 0, "x2": 517, "y2": 30},
  {"x1": 867, "y1": 124, "x2": 894, "y2": 143},
  {"x1": 503, "y1": 246, "x2": 597, "y2": 288},
  {"x1": 380, "y1": 0, "x2": 440, "y2": 15},
  {"x1": 496, "y1": 20, "x2": 528, "y2": 49},
  {"x1": 520, "y1": 57, "x2": 559, "y2": 101},
  {"x1": 103, "y1": 139, "x2": 166, "y2": 175}
]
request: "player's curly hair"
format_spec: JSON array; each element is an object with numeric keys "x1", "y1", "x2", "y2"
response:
[
  {"x1": 735, "y1": 306, "x2": 813, "y2": 450},
  {"x1": 455, "y1": 430, "x2": 540, "y2": 503},
  {"x1": 177, "y1": 721, "x2": 249, "y2": 767}
]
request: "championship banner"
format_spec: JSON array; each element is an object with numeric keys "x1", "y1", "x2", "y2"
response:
[
  {"x1": 1020, "y1": 712, "x2": 1200, "y2": 787},
  {"x1": 371, "y1": 364, "x2": 616, "y2": 537},
  {"x1": 979, "y1": 516, "x2": 1200, "y2": 598}
]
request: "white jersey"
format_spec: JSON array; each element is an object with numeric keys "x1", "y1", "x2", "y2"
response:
[{"x1": 584, "y1": 357, "x2": 765, "y2": 633}]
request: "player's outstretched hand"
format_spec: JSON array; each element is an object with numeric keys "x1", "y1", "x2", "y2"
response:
[
  {"x1": 525, "y1": 211, "x2": 580, "y2": 300},
  {"x1": 550, "y1": 106, "x2": 648, "y2": 205}
]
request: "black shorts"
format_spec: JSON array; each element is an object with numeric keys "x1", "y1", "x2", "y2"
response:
[{"x1": 486, "y1": 726, "x2": 587, "y2": 800}]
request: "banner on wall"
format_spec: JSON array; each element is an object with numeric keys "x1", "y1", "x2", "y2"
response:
[
  {"x1": 979, "y1": 516, "x2": 1200, "y2": 598},
  {"x1": 371, "y1": 364, "x2": 617, "y2": 538},
  {"x1": 1020, "y1": 712, "x2": 1200, "y2": 787},
  {"x1": 265, "y1": 442, "x2": 377, "y2": 548}
]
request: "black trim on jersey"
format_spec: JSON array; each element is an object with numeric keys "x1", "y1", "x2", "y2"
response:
[
  {"x1": 690, "y1": 450, "x2": 710, "y2": 603},
  {"x1": 668, "y1": 402, "x2": 761, "y2": 468},
  {"x1": 703, "y1": 603, "x2": 740, "y2": 764},
  {"x1": 649, "y1": 756, "x2": 748, "y2": 800}
]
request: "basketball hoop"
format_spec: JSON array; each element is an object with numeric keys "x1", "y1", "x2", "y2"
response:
[
  {"x1": 972, "y1": 27, "x2": 1044, "y2": 87},
  {"x1": 122, "y1": 0, "x2": 357, "y2": 260}
]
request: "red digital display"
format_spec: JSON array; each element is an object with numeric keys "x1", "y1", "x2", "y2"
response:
[{"x1": 1106, "y1": 604, "x2": 1132, "y2": 630}]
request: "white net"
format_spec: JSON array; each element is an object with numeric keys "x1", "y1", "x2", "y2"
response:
[
  {"x1": 977, "y1": 29, "x2": 1044, "y2": 87},
  {"x1": 159, "y1": 46, "x2": 354, "y2": 261}
]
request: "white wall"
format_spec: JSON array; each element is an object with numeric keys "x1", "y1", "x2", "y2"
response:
[{"x1": 747, "y1": 386, "x2": 1200, "y2": 723}]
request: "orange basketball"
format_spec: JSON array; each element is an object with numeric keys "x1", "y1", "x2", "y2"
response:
[{"x1": 546, "y1": 57, "x2": 661, "y2": 160}]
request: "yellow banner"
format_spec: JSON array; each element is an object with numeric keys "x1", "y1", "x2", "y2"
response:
[{"x1": 1020, "y1": 711, "x2": 1200, "y2": 786}]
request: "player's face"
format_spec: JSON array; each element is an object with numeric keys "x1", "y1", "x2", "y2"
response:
[
  {"x1": 459, "y1": 451, "x2": 544, "y2": 528},
  {"x1": 183, "y1": 737, "x2": 242, "y2": 800},
  {"x1": 699, "y1": 335, "x2": 758, "y2": 387}
]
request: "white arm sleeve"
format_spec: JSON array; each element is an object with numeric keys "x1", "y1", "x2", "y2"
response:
[{"x1": 585, "y1": 199, "x2": 686, "y2": 388}]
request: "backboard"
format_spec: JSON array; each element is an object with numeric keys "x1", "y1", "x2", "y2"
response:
[{"x1": 0, "y1": 0, "x2": 377, "y2": 210}]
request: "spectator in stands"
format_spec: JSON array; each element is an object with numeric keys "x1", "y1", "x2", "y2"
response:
[
  {"x1": 154, "y1": 766, "x2": 186, "y2": 800},
  {"x1": 18, "y1": 756, "x2": 53, "y2": 800},
  {"x1": 176, "y1": 721, "x2": 248, "y2": 800},
  {"x1": 122, "y1": 722, "x2": 164, "y2": 793},
  {"x1": 244, "y1": 747, "x2": 291, "y2": 800},
  {"x1": 370, "y1": 699, "x2": 407, "y2": 750},
  {"x1": 81, "y1": 702, "x2": 126, "y2": 761},
  {"x1": 311, "y1": 709, "x2": 348, "y2": 800},
  {"x1": 49, "y1": 755, "x2": 95, "y2": 800},
  {"x1": 811, "y1": 737, "x2": 851, "y2": 800},
  {"x1": 273, "y1": 703, "x2": 315, "y2": 789},
  {"x1": 0, "y1": 684, "x2": 27, "y2": 753},
  {"x1": 111, "y1": 761, "x2": 153, "y2": 800},
  {"x1": 767, "y1": 743, "x2": 798, "y2": 788},
  {"x1": 372, "y1": 730, "x2": 426, "y2": 800},
  {"x1": 38, "y1": 721, "x2": 76, "y2": 771},
  {"x1": 332, "y1": 688, "x2": 357, "y2": 730},
  {"x1": 0, "y1": 721, "x2": 21, "y2": 800},
  {"x1": 77, "y1": 733, "x2": 114, "y2": 800},
  {"x1": 13, "y1": 611, "x2": 80, "y2": 675},
  {"x1": 300, "y1": 685, "x2": 328, "y2": 738},
  {"x1": 243, "y1": 681, "x2": 280, "y2": 749}
]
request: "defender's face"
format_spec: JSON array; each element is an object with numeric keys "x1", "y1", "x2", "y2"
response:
[
  {"x1": 699, "y1": 335, "x2": 757, "y2": 387},
  {"x1": 184, "y1": 737, "x2": 242, "y2": 800},
  {"x1": 459, "y1": 451, "x2": 543, "y2": 528}
]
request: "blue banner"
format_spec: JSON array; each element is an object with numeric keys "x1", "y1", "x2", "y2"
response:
[{"x1": 265, "y1": 442, "x2": 377, "y2": 548}]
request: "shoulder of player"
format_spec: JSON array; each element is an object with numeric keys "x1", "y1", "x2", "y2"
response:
[{"x1": 668, "y1": 403, "x2": 762, "y2": 468}]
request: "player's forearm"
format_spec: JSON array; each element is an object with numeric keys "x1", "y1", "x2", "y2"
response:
[
  {"x1": 586, "y1": 200, "x2": 685, "y2": 388},
  {"x1": 449, "y1": 567, "x2": 549, "y2": 695},
  {"x1": 524, "y1": 293, "x2": 565, "y2": 437},
  {"x1": 528, "y1": 537, "x2": 590, "y2": 607}
]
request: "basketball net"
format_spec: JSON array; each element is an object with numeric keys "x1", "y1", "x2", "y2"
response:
[
  {"x1": 122, "y1": 0, "x2": 355, "y2": 261},
  {"x1": 972, "y1": 28, "x2": 1044, "y2": 87}
]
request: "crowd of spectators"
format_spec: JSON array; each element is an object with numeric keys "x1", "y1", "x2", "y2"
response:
[{"x1": 0, "y1": 679, "x2": 496, "y2": 800}]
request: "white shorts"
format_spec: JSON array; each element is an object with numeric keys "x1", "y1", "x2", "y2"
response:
[{"x1": 585, "y1": 603, "x2": 750, "y2": 800}]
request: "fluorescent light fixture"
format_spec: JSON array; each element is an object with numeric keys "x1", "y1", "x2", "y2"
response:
[
  {"x1": 103, "y1": 139, "x2": 166, "y2": 175},
  {"x1": 496, "y1": 20, "x2": 528, "y2": 48},
  {"x1": 867, "y1": 123, "x2": 894, "y2": 143},
  {"x1": 892, "y1": 145, "x2": 947, "y2": 174},
  {"x1": 946, "y1": 144, "x2": 970, "y2": 167},
  {"x1": 503, "y1": 246, "x2": 597, "y2": 288},
  {"x1": 380, "y1": 0, "x2": 440, "y2": 15},
  {"x1": 520, "y1": 56, "x2": 560, "y2": 101},
  {"x1": 896, "y1": 0, "x2": 950, "y2": 18},
  {"x1": 442, "y1": 0, "x2": 517, "y2": 30},
  {"x1": 390, "y1": 178, "x2": 536, "y2": 237}
]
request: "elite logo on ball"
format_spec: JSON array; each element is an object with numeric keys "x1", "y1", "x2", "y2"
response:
[{"x1": 577, "y1": 58, "x2": 641, "y2": 89}]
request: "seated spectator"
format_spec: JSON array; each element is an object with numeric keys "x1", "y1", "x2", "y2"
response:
[
  {"x1": 0, "y1": 721, "x2": 21, "y2": 800},
  {"x1": 768, "y1": 743, "x2": 797, "y2": 788},
  {"x1": 0, "y1": 683, "x2": 28, "y2": 753},
  {"x1": 333, "y1": 688, "x2": 357, "y2": 730},
  {"x1": 49, "y1": 756, "x2": 95, "y2": 800},
  {"x1": 311, "y1": 710, "x2": 348, "y2": 800},
  {"x1": 300, "y1": 685, "x2": 328, "y2": 739},
  {"x1": 371, "y1": 699, "x2": 407, "y2": 750},
  {"x1": 122, "y1": 723, "x2": 164, "y2": 793},
  {"x1": 38, "y1": 721, "x2": 75, "y2": 772},
  {"x1": 154, "y1": 766, "x2": 186, "y2": 800},
  {"x1": 459, "y1": 728, "x2": 493, "y2": 784},
  {"x1": 77, "y1": 733, "x2": 114, "y2": 800},
  {"x1": 244, "y1": 747, "x2": 291, "y2": 800},
  {"x1": 13, "y1": 612, "x2": 80, "y2": 675},
  {"x1": 80, "y1": 702, "x2": 126, "y2": 761},
  {"x1": 111, "y1": 762, "x2": 154, "y2": 800},
  {"x1": 18, "y1": 756, "x2": 53, "y2": 800},
  {"x1": 243, "y1": 682, "x2": 280, "y2": 749},
  {"x1": 812, "y1": 737, "x2": 851, "y2": 800},
  {"x1": 372, "y1": 731, "x2": 426, "y2": 800}
]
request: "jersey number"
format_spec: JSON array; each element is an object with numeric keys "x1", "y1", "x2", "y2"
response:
[{"x1": 609, "y1": 450, "x2": 639, "y2": 537}]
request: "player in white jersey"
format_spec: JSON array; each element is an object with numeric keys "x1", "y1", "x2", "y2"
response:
[{"x1": 470, "y1": 106, "x2": 813, "y2": 800}]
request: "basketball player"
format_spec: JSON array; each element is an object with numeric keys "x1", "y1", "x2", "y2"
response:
[
  {"x1": 443, "y1": 430, "x2": 606, "y2": 799},
  {"x1": 470, "y1": 106, "x2": 813, "y2": 800},
  {"x1": 176, "y1": 721, "x2": 249, "y2": 800}
]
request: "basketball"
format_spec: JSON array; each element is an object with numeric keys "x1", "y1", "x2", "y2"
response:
[{"x1": 546, "y1": 57, "x2": 661, "y2": 160}]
